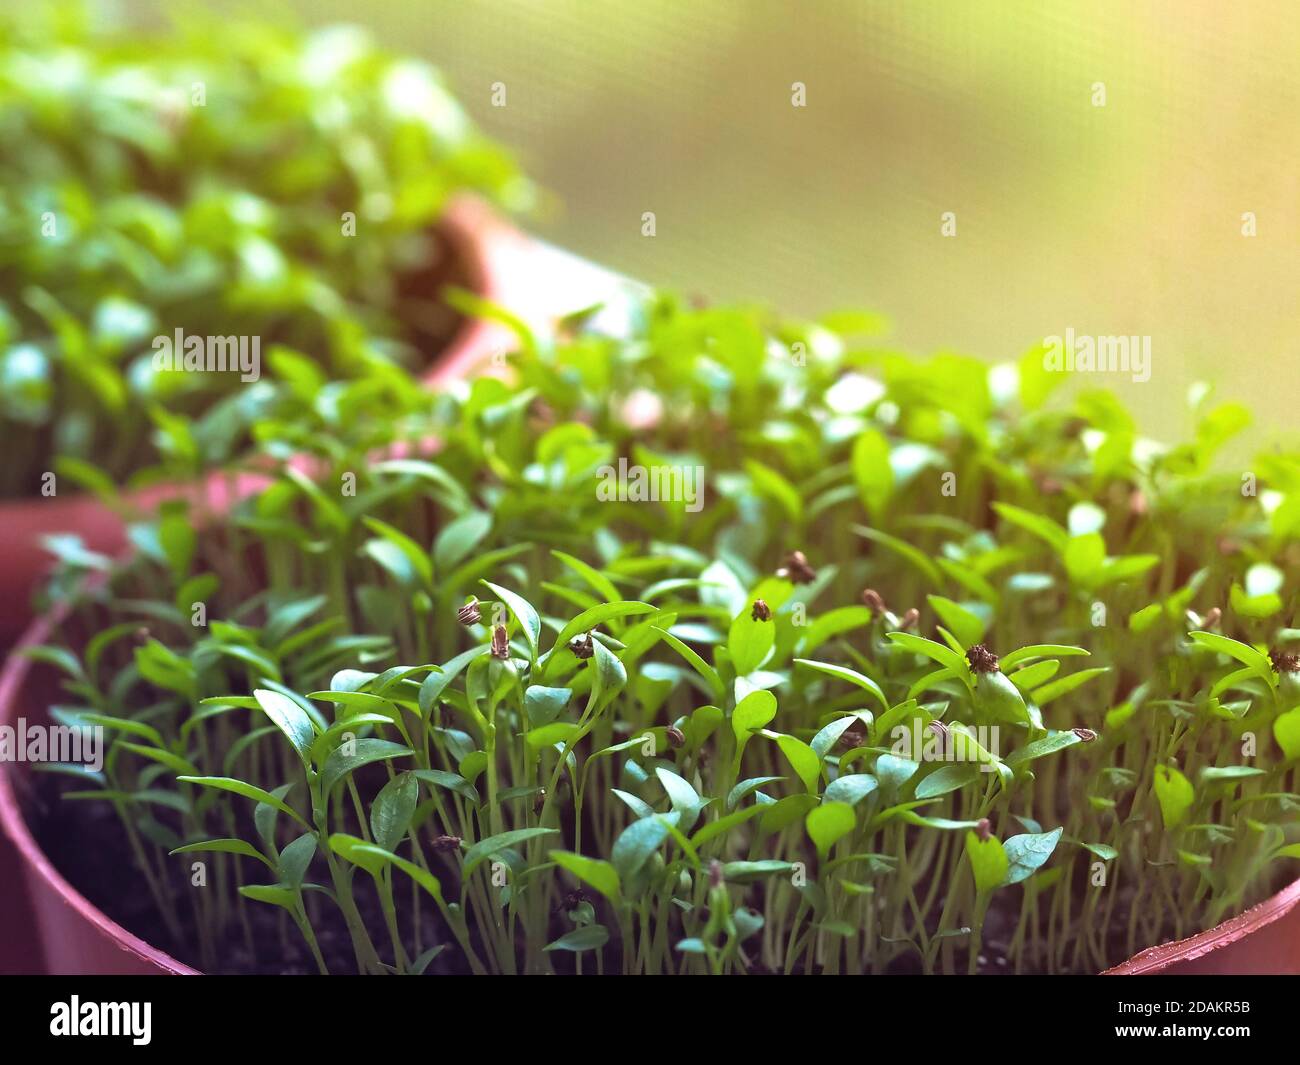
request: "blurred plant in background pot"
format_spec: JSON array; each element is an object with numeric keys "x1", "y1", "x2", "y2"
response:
[
  {"x1": 0, "y1": 1, "x2": 530, "y2": 645},
  {"x1": 0, "y1": 0, "x2": 529, "y2": 496},
  {"x1": 9, "y1": 295, "x2": 1300, "y2": 974}
]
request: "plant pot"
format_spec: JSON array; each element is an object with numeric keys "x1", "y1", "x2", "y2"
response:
[
  {"x1": 0, "y1": 195, "x2": 522, "y2": 649},
  {"x1": 0, "y1": 609, "x2": 197, "y2": 974},
  {"x1": 6, "y1": 579, "x2": 1299, "y2": 976},
  {"x1": 1102, "y1": 876, "x2": 1300, "y2": 974}
]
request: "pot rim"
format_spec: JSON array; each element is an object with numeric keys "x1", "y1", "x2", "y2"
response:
[
  {"x1": 1101, "y1": 873, "x2": 1300, "y2": 974},
  {"x1": 0, "y1": 606, "x2": 199, "y2": 974},
  {"x1": 423, "y1": 195, "x2": 522, "y2": 389}
]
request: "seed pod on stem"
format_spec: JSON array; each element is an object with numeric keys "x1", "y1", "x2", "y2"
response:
[
  {"x1": 777, "y1": 550, "x2": 816, "y2": 584},
  {"x1": 966, "y1": 643, "x2": 1029, "y2": 724},
  {"x1": 490, "y1": 624, "x2": 510, "y2": 659}
]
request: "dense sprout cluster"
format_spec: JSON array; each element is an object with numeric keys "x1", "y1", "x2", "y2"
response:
[
  {"x1": 0, "y1": 4, "x2": 528, "y2": 497},
  {"x1": 27, "y1": 296, "x2": 1300, "y2": 974}
]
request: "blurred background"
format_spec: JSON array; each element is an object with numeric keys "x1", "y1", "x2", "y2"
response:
[{"x1": 61, "y1": 1, "x2": 1300, "y2": 447}]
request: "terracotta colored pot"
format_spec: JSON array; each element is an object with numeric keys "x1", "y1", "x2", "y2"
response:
[{"x1": 0, "y1": 196, "x2": 521, "y2": 649}]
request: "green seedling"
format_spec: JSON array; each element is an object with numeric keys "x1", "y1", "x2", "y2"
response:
[{"x1": 27, "y1": 292, "x2": 1300, "y2": 975}]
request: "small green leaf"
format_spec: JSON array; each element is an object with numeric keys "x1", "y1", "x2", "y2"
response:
[
  {"x1": 731, "y1": 690, "x2": 778, "y2": 750},
  {"x1": 926, "y1": 595, "x2": 986, "y2": 648},
  {"x1": 611, "y1": 815, "x2": 673, "y2": 882},
  {"x1": 544, "y1": 925, "x2": 609, "y2": 952},
  {"x1": 462, "y1": 828, "x2": 558, "y2": 878},
  {"x1": 362, "y1": 516, "x2": 433, "y2": 588},
  {"x1": 655, "y1": 766, "x2": 703, "y2": 814},
  {"x1": 722, "y1": 860, "x2": 797, "y2": 883},
  {"x1": 853, "y1": 525, "x2": 941, "y2": 585},
  {"x1": 370, "y1": 772, "x2": 419, "y2": 851},
  {"x1": 433, "y1": 510, "x2": 492, "y2": 571},
  {"x1": 119, "y1": 742, "x2": 199, "y2": 777},
  {"x1": 1005, "y1": 730, "x2": 1085, "y2": 768},
  {"x1": 810, "y1": 715, "x2": 861, "y2": 758},
  {"x1": 653, "y1": 627, "x2": 724, "y2": 699},
  {"x1": 1274, "y1": 709, "x2": 1300, "y2": 760},
  {"x1": 729, "y1": 611, "x2": 775, "y2": 676},
  {"x1": 1188, "y1": 631, "x2": 1274, "y2": 686},
  {"x1": 1153, "y1": 764, "x2": 1195, "y2": 830},
  {"x1": 524, "y1": 685, "x2": 572, "y2": 727},
  {"x1": 874, "y1": 753, "x2": 919, "y2": 796},
  {"x1": 915, "y1": 763, "x2": 980, "y2": 799},
  {"x1": 991, "y1": 502, "x2": 1069, "y2": 553},
  {"x1": 1002, "y1": 827, "x2": 1063, "y2": 884},
  {"x1": 411, "y1": 769, "x2": 480, "y2": 804},
  {"x1": 551, "y1": 602, "x2": 656, "y2": 658},
  {"x1": 726, "y1": 774, "x2": 784, "y2": 810},
  {"x1": 320, "y1": 739, "x2": 413, "y2": 797},
  {"x1": 525, "y1": 722, "x2": 581, "y2": 750},
  {"x1": 965, "y1": 831, "x2": 1009, "y2": 894},
  {"x1": 775, "y1": 734, "x2": 821, "y2": 793},
  {"x1": 551, "y1": 851, "x2": 621, "y2": 904},
  {"x1": 278, "y1": 833, "x2": 318, "y2": 889},
  {"x1": 239, "y1": 884, "x2": 298, "y2": 911},
  {"x1": 177, "y1": 776, "x2": 308, "y2": 827},
  {"x1": 801, "y1": 606, "x2": 874, "y2": 655},
  {"x1": 806, "y1": 801, "x2": 856, "y2": 858},
  {"x1": 169, "y1": 838, "x2": 273, "y2": 870},
  {"x1": 690, "y1": 804, "x2": 766, "y2": 848},
  {"x1": 999, "y1": 644, "x2": 1090, "y2": 671},
  {"x1": 793, "y1": 658, "x2": 888, "y2": 711},
  {"x1": 253, "y1": 688, "x2": 318, "y2": 768},
  {"x1": 823, "y1": 774, "x2": 878, "y2": 806},
  {"x1": 884, "y1": 633, "x2": 969, "y2": 678}
]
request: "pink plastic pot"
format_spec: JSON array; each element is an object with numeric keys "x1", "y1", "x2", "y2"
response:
[
  {"x1": 0, "y1": 465, "x2": 293, "y2": 974},
  {"x1": 0, "y1": 609, "x2": 198, "y2": 974},
  {"x1": 6, "y1": 581, "x2": 1300, "y2": 975},
  {"x1": 1102, "y1": 877, "x2": 1300, "y2": 974},
  {"x1": 0, "y1": 196, "x2": 525, "y2": 648}
]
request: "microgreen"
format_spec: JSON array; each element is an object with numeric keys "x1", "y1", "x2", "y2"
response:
[{"x1": 24, "y1": 290, "x2": 1300, "y2": 975}]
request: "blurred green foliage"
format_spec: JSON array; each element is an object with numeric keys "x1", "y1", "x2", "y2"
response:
[{"x1": 0, "y1": 2, "x2": 530, "y2": 498}]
